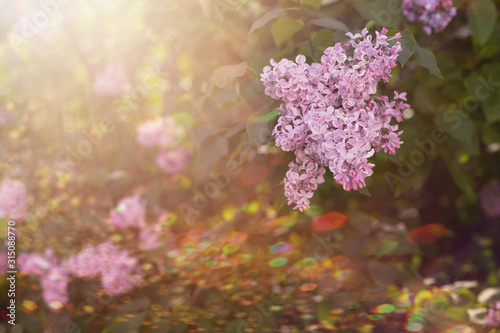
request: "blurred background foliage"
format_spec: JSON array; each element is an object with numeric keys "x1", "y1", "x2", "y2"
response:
[{"x1": 1, "y1": 0, "x2": 500, "y2": 332}]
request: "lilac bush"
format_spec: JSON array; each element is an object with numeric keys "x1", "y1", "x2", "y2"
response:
[{"x1": 261, "y1": 28, "x2": 409, "y2": 211}]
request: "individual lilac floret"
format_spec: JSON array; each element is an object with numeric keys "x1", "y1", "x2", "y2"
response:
[
  {"x1": 485, "y1": 302, "x2": 500, "y2": 328},
  {"x1": 19, "y1": 249, "x2": 69, "y2": 311},
  {"x1": 0, "y1": 179, "x2": 28, "y2": 221},
  {"x1": 110, "y1": 195, "x2": 146, "y2": 229},
  {"x1": 261, "y1": 28, "x2": 409, "y2": 211},
  {"x1": 65, "y1": 242, "x2": 143, "y2": 296},
  {"x1": 402, "y1": 0, "x2": 457, "y2": 35},
  {"x1": 479, "y1": 180, "x2": 500, "y2": 218}
]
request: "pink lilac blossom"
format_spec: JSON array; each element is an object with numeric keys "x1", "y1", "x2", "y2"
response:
[
  {"x1": 402, "y1": 0, "x2": 457, "y2": 35},
  {"x1": 155, "y1": 146, "x2": 191, "y2": 174},
  {"x1": 136, "y1": 116, "x2": 191, "y2": 173},
  {"x1": 485, "y1": 302, "x2": 500, "y2": 327},
  {"x1": 136, "y1": 117, "x2": 185, "y2": 148},
  {"x1": 19, "y1": 249, "x2": 69, "y2": 311},
  {"x1": 138, "y1": 223, "x2": 163, "y2": 251},
  {"x1": 479, "y1": 180, "x2": 500, "y2": 218},
  {"x1": 65, "y1": 242, "x2": 143, "y2": 296},
  {"x1": 0, "y1": 179, "x2": 29, "y2": 221},
  {"x1": 110, "y1": 195, "x2": 146, "y2": 229},
  {"x1": 93, "y1": 63, "x2": 131, "y2": 95},
  {"x1": 261, "y1": 28, "x2": 410, "y2": 211}
]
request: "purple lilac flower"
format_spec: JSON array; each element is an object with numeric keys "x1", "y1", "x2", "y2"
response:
[
  {"x1": 110, "y1": 195, "x2": 146, "y2": 229},
  {"x1": 65, "y1": 242, "x2": 143, "y2": 296},
  {"x1": 155, "y1": 146, "x2": 191, "y2": 174},
  {"x1": 402, "y1": 0, "x2": 457, "y2": 35},
  {"x1": 0, "y1": 179, "x2": 28, "y2": 221},
  {"x1": 485, "y1": 302, "x2": 500, "y2": 327},
  {"x1": 19, "y1": 249, "x2": 69, "y2": 311},
  {"x1": 479, "y1": 180, "x2": 500, "y2": 218},
  {"x1": 261, "y1": 28, "x2": 409, "y2": 211},
  {"x1": 93, "y1": 63, "x2": 131, "y2": 95}
]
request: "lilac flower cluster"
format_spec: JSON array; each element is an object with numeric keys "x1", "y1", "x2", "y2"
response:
[
  {"x1": 110, "y1": 195, "x2": 163, "y2": 251},
  {"x1": 136, "y1": 116, "x2": 191, "y2": 174},
  {"x1": 65, "y1": 242, "x2": 143, "y2": 296},
  {"x1": 261, "y1": 28, "x2": 409, "y2": 211},
  {"x1": 485, "y1": 302, "x2": 500, "y2": 327},
  {"x1": 19, "y1": 249, "x2": 69, "y2": 311},
  {"x1": 19, "y1": 241, "x2": 146, "y2": 310},
  {"x1": 0, "y1": 179, "x2": 29, "y2": 221},
  {"x1": 110, "y1": 195, "x2": 147, "y2": 228},
  {"x1": 402, "y1": 0, "x2": 457, "y2": 35},
  {"x1": 479, "y1": 180, "x2": 500, "y2": 218}
]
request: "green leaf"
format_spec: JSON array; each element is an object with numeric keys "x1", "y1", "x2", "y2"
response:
[
  {"x1": 365, "y1": 239, "x2": 399, "y2": 255},
  {"x1": 352, "y1": 0, "x2": 403, "y2": 29},
  {"x1": 434, "y1": 111, "x2": 479, "y2": 155},
  {"x1": 270, "y1": 19, "x2": 304, "y2": 47},
  {"x1": 358, "y1": 186, "x2": 372, "y2": 197},
  {"x1": 415, "y1": 43, "x2": 443, "y2": 79},
  {"x1": 467, "y1": 0, "x2": 497, "y2": 45},
  {"x1": 213, "y1": 61, "x2": 247, "y2": 90},
  {"x1": 292, "y1": 0, "x2": 322, "y2": 10},
  {"x1": 195, "y1": 135, "x2": 229, "y2": 170},
  {"x1": 466, "y1": 65, "x2": 500, "y2": 123},
  {"x1": 310, "y1": 17, "x2": 348, "y2": 31},
  {"x1": 480, "y1": 124, "x2": 500, "y2": 144},
  {"x1": 398, "y1": 29, "x2": 416, "y2": 67},
  {"x1": 256, "y1": 109, "x2": 281, "y2": 122},
  {"x1": 447, "y1": 162, "x2": 476, "y2": 201},
  {"x1": 482, "y1": 98, "x2": 500, "y2": 123},
  {"x1": 248, "y1": 8, "x2": 285, "y2": 35},
  {"x1": 246, "y1": 111, "x2": 276, "y2": 146},
  {"x1": 312, "y1": 29, "x2": 335, "y2": 45}
]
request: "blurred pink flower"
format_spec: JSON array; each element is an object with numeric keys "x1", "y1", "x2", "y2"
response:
[
  {"x1": 155, "y1": 146, "x2": 191, "y2": 174},
  {"x1": 0, "y1": 179, "x2": 28, "y2": 221},
  {"x1": 110, "y1": 195, "x2": 146, "y2": 228},
  {"x1": 136, "y1": 116, "x2": 184, "y2": 148},
  {"x1": 138, "y1": 223, "x2": 162, "y2": 251},
  {"x1": 64, "y1": 244, "x2": 102, "y2": 278},
  {"x1": 485, "y1": 302, "x2": 500, "y2": 327},
  {"x1": 41, "y1": 266, "x2": 69, "y2": 311},
  {"x1": 402, "y1": 0, "x2": 456, "y2": 35},
  {"x1": 19, "y1": 249, "x2": 68, "y2": 311},
  {"x1": 93, "y1": 63, "x2": 131, "y2": 95},
  {"x1": 65, "y1": 242, "x2": 143, "y2": 296}
]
